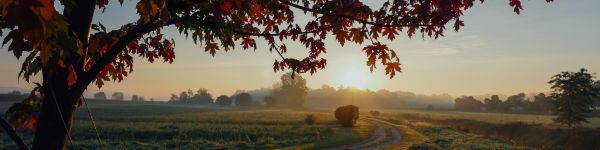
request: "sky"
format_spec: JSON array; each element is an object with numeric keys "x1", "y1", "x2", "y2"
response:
[{"x1": 1, "y1": 0, "x2": 599, "y2": 100}]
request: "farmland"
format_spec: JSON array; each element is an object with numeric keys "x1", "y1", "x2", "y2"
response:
[
  {"x1": 0, "y1": 102, "x2": 372, "y2": 149},
  {"x1": 2, "y1": 101, "x2": 600, "y2": 149},
  {"x1": 378, "y1": 109, "x2": 600, "y2": 128}
]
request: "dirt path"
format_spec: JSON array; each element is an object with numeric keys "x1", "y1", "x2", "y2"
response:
[{"x1": 326, "y1": 117, "x2": 402, "y2": 150}]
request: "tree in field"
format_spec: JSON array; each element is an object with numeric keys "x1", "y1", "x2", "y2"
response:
[
  {"x1": 454, "y1": 96, "x2": 483, "y2": 112},
  {"x1": 215, "y1": 95, "x2": 232, "y2": 107},
  {"x1": 0, "y1": 0, "x2": 553, "y2": 148},
  {"x1": 531, "y1": 93, "x2": 552, "y2": 114},
  {"x1": 549, "y1": 68, "x2": 600, "y2": 127},
  {"x1": 483, "y1": 95, "x2": 503, "y2": 112},
  {"x1": 93, "y1": 92, "x2": 107, "y2": 100},
  {"x1": 504, "y1": 93, "x2": 527, "y2": 112},
  {"x1": 265, "y1": 72, "x2": 309, "y2": 108},
  {"x1": 111, "y1": 92, "x2": 124, "y2": 100},
  {"x1": 191, "y1": 89, "x2": 214, "y2": 104},
  {"x1": 235, "y1": 93, "x2": 253, "y2": 106}
]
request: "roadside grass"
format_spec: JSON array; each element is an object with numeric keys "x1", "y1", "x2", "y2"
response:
[
  {"x1": 372, "y1": 115, "x2": 530, "y2": 150},
  {"x1": 284, "y1": 119, "x2": 374, "y2": 150},
  {"x1": 383, "y1": 113, "x2": 600, "y2": 150}
]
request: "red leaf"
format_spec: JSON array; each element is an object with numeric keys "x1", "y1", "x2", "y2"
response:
[{"x1": 67, "y1": 65, "x2": 77, "y2": 87}]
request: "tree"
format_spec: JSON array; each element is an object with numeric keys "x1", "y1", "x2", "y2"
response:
[
  {"x1": 191, "y1": 89, "x2": 214, "y2": 104},
  {"x1": 265, "y1": 72, "x2": 309, "y2": 107},
  {"x1": 131, "y1": 95, "x2": 139, "y2": 101},
  {"x1": 531, "y1": 93, "x2": 552, "y2": 114},
  {"x1": 215, "y1": 95, "x2": 232, "y2": 107},
  {"x1": 455, "y1": 96, "x2": 483, "y2": 112},
  {"x1": 169, "y1": 93, "x2": 179, "y2": 102},
  {"x1": 235, "y1": 93, "x2": 253, "y2": 106},
  {"x1": 0, "y1": 0, "x2": 552, "y2": 148},
  {"x1": 549, "y1": 68, "x2": 600, "y2": 127},
  {"x1": 93, "y1": 92, "x2": 107, "y2": 100},
  {"x1": 504, "y1": 93, "x2": 527, "y2": 113},
  {"x1": 484, "y1": 95, "x2": 503, "y2": 112},
  {"x1": 111, "y1": 92, "x2": 124, "y2": 100}
]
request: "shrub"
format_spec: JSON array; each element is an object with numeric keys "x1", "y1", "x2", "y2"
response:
[
  {"x1": 304, "y1": 114, "x2": 316, "y2": 125},
  {"x1": 369, "y1": 110, "x2": 381, "y2": 116},
  {"x1": 334, "y1": 105, "x2": 359, "y2": 127}
]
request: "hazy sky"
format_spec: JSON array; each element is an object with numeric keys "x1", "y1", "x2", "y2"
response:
[{"x1": 1, "y1": 0, "x2": 599, "y2": 100}]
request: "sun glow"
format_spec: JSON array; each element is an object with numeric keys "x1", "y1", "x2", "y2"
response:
[{"x1": 340, "y1": 67, "x2": 371, "y2": 89}]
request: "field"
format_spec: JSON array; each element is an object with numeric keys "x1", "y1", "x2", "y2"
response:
[
  {"x1": 374, "y1": 109, "x2": 600, "y2": 149},
  {"x1": 379, "y1": 109, "x2": 600, "y2": 128},
  {"x1": 2, "y1": 102, "x2": 600, "y2": 149},
  {"x1": 0, "y1": 102, "x2": 372, "y2": 150}
]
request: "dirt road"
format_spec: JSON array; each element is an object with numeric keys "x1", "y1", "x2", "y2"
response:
[{"x1": 326, "y1": 117, "x2": 402, "y2": 150}]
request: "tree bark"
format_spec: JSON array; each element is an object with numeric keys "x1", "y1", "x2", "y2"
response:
[
  {"x1": 32, "y1": 68, "x2": 77, "y2": 150},
  {"x1": 31, "y1": 0, "x2": 97, "y2": 149}
]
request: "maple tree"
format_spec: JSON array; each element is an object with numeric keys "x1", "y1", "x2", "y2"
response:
[{"x1": 0, "y1": 0, "x2": 552, "y2": 149}]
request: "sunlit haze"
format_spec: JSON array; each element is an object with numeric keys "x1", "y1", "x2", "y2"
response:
[{"x1": 1, "y1": 0, "x2": 599, "y2": 100}]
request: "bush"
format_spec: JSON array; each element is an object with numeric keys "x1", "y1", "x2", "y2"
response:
[
  {"x1": 334, "y1": 105, "x2": 359, "y2": 127},
  {"x1": 304, "y1": 114, "x2": 316, "y2": 125},
  {"x1": 369, "y1": 110, "x2": 381, "y2": 116}
]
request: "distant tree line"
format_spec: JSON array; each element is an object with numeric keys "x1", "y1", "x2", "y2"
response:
[
  {"x1": 304, "y1": 86, "x2": 452, "y2": 109},
  {"x1": 0, "y1": 91, "x2": 28, "y2": 102},
  {"x1": 169, "y1": 89, "x2": 214, "y2": 104},
  {"x1": 91, "y1": 91, "x2": 126, "y2": 100},
  {"x1": 454, "y1": 93, "x2": 553, "y2": 114},
  {"x1": 455, "y1": 68, "x2": 600, "y2": 127}
]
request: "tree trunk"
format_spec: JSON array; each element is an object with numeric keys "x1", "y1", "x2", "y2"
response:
[
  {"x1": 30, "y1": 0, "x2": 97, "y2": 149},
  {"x1": 32, "y1": 69, "x2": 78, "y2": 150}
]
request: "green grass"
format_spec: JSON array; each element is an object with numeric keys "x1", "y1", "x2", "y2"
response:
[
  {"x1": 0, "y1": 103, "x2": 371, "y2": 150},
  {"x1": 371, "y1": 115, "x2": 531, "y2": 150},
  {"x1": 381, "y1": 109, "x2": 600, "y2": 128}
]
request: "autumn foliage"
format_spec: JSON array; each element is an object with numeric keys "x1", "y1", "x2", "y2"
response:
[{"x1": 335, "y1": 105, "x2": 359, "y2": 127}]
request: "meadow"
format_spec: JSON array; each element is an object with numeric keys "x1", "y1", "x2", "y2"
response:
[
  {"x1": 0, "y1": 102, "x2": 372, "y2": 150},
  {"x1": 379, "y1": 109, "x2": 600, "y2": 128},
  {"x1": 2, "y1": 101, "x2": 600, "y2": 150},
  {"x1": 375, "y1": 109, "x2": 600, "y2": 149}
]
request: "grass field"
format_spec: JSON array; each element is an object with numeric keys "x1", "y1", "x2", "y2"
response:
[
  {"x1": 0, "y1": 102, "x2": 371, "y2": 150},
  {"x1": 380, "y1": 109, "x2": 600, "y2": 128},
  {"x1": 375, "y1": 109, "x2": 600, "y2": 149}
]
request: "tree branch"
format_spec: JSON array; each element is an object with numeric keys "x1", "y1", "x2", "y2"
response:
[
  {"x1": 0, "y1": 117, "x2": 28, "y2": 150},
  {"x1": 278, "y1": 0, "x2": 438, "y2": 28},
  {"x1": 232, "y1": 29, "x2": 317, "y2": 37},
  {"x1": 70, "y1": 21, "x2": 171, "y2": 97}
]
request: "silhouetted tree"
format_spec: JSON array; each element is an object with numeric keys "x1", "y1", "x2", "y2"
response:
[
  {"x1": 549, "y1": 68, "x2": 600, "y2": 127},
  {"x1": 169, "y1": 94, "x2": 179, "y2": 102},
  {"x1": 191, "y1": 89, "x2": 214, "y2": 104},
  {"x1": 216, "y1": 95, "x2": 232, "y2": 107},
  {"x1": 111, "y1": 92, "x2": 124, "y2": 100},
  {"x1": 531, "y1": 93, "x2": 553, "y2": 114},
  {"x1": 455, "y1": 96, "x2": 483, "y2": 111},
  {"x1": 235, "y1": 93, "x2": 253, "y2": 106},
  {"x1": 504, "y1": 93, "x2": 527, "y2": 113},
  {"x1": 179, "y1": 91, "x2": 190, "y2": 102},
  {"x1": 93, "y1": 92, "x2": 107, "y2": 100},
  {"x1": 265, "y1": 72, "x2": 309, "y2": 108},
  {"x1": 484, "y1": 95, "x2": 504, "y2": 112}
]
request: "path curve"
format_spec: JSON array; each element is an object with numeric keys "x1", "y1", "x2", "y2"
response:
[{"x1": 325, "y1": 117, "x2": 402, "y2": 150}]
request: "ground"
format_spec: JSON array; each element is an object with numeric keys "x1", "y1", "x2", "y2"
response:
[{"x1": 1, "y1": 101, "x2": 599, "y2": 149}]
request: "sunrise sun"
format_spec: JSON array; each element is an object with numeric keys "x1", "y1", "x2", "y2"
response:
[{"x1": 341, "y1": 67, "x2": 371, "y2": 89}]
